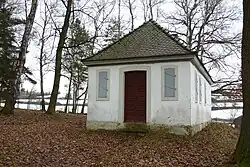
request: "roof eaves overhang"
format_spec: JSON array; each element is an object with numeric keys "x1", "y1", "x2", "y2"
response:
[
  {"x1": 83, "y1": 54, "x2": 195, "y2": 67},
  {"x1": 83, "y1": 53, "x2": 214, "y2": 85},
  {"x1": 191, "y1": 56, "x2": 214, "y2": 85}
]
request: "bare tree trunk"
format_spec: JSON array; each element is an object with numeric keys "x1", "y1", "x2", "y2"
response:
[
  {"x1": 72, "y1": 82, "x2": 80, "y2": 113},
  {"x1": 39, "y1": 14, "x2": 47, "y2": 111},
  {"x1": 128, "y1": 0, "x2": 134, "y2": 31},
  {"x1": 40, "y1": 66, "x2": 46, "y2": 111},
  {"x1": 17, "y1": 0, "x2": 38, "y2": 94},
  {"x1": 64, "y1": 71, "x2": 73, "y2": 113},
  {"x1": 149, "y1": 0, "x2": 153, "y2": 20},
  {"x1": 2, "y1": 97, "x2": 14, "y2": 114},
  {"x1": 140, "y1": 0, "x2": 148, "y2": 22},
  {"x1": 234, "y1": 0, "x2": 250, "y2": 166},
  {"x1": 118, "y1": 0, "x2": 121, "y2": 38},
  {"x1": 2, "y1": 88, "x2": 15, "y2": 115},
  {"x1": 72, "y1": 84, "x2": 76, "y2": 113},
  {"x1": 75, "y1": 94, "x2": 79, "y2": 113},
  {"x1": 46, "y1": 0, "x2": 73, "y2": 114},
  {"x1": 2, "y1": 0, "x2": 38, "y2": 114},
  {"x1": 73, "y1": 76, "x2": 80, "y2": 113},
  {"x1": 81, "y1": 85, "x2": 88, "y2": 114},
  {"x1": 91, "y1": 20, "x2": 98, "y2": 55}
]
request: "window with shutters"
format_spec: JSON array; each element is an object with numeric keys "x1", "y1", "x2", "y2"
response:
[
  {"x1": 162, "y1": 66, "x2": 178, "y2": 100},
  {"x1": 97, "y1": 70, "x2": 110, "y2": 100}
]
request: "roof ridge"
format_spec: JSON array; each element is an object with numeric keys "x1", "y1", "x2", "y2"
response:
[{"x1": 83, "y1": 20, "x2": 194, "y2": 62}]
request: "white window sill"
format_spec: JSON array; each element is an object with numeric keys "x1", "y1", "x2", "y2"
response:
[
  {"x1": 162, "y1": 97, "x2": 178, "y2": 101},
  {"x1": 96, "y1": 98, "x2": 109, "y2": 101}
]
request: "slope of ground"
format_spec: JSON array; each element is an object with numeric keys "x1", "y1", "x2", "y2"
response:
[{"x1": 0, "y1": 109, "x2": 239, "y2": 167}]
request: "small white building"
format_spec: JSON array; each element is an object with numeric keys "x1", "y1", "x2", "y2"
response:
[{"x1": 84, "y1": 20, "x2": 213, "y2": 134}]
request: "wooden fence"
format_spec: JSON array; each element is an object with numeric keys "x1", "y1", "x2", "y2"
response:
[{"x1": 0, "y1": 98, "x2": 243, "y2": 111}]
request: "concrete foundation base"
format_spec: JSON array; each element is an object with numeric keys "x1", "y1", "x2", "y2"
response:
[{"x1": 86, "y1": 120, "x2": 211, "y2": 135}]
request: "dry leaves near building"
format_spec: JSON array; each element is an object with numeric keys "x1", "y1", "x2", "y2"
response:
[{"x1": 0, "y1": 109, "x2": 239, "y2": 167}]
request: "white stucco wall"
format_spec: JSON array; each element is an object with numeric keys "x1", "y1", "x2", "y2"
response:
[
  {"x1": 150, "y1": 62, "x2": 191, "y2": 126},
  {"x1": 87, "y1": 61, "x2": 211, "y2": 127},
  {"x1": 88, "y1": 67, "x2": 120, "y2": 122},
  {"x1": 190, "y1": 63, "x2": 212, "y2": 125}
]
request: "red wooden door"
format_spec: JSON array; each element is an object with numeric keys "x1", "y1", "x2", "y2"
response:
[{"x1": 124, "y1": 71, "x2": 146, "y2": 123}]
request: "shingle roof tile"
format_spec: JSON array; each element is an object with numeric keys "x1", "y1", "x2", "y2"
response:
[{"x1": 85, "y1": 20, "x2": 193, "y2": 61}]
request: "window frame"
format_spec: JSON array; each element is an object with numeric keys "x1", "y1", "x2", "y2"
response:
[
  {"x1": 96, "y1": 69, "x2": 110, "y2": 101},
  {"x1": 161, "y1": 65, "x2": 178, "y2": 101}
]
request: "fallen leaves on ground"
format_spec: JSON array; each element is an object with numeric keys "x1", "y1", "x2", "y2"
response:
[{"x1": 0, "y1": 109, "x2": 239, "y2": 167}]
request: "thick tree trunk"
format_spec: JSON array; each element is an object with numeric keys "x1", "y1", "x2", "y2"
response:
[
  {"x1": 1, "y1": 89, "x2": 14, "y2": 115},
  {"x1": 46, "y1": 0, "x2": 72, "y2": 114},
  {"x1": 234, "y1": 1, "x2": 250, "y2": 166},
  {"x1": 2, "y1": 86, "x2": 17, "y2": 114},
  {"x1": 16, "y1": 0, "x2": 38, "y2": 95},
  {"x1": 2, "y1": 0, "x2": 38, "y2": 114},
  {"x1": 64, "y1": 71, "x2": 73, "y2": 113}
]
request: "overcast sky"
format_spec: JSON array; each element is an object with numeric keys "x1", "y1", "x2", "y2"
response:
[{"x1": 22, "y1": 0, "x2": 243, "y2": 98}]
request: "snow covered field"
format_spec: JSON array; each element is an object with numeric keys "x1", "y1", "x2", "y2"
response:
[{"x1": 1, "y1": 100, "x2": 242, "y2": 119}]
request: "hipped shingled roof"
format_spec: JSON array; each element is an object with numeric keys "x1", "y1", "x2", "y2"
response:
[
  {"x1": 83, "y1": 20, "x2": 214, "y2": 84},
  {"x1": 84, "y1": 20, "x2": 195, "y2": 62}
]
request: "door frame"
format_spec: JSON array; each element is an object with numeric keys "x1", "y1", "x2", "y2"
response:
[{"x1": 119, "y1": 65, "x2": 151, "y2": 123}]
